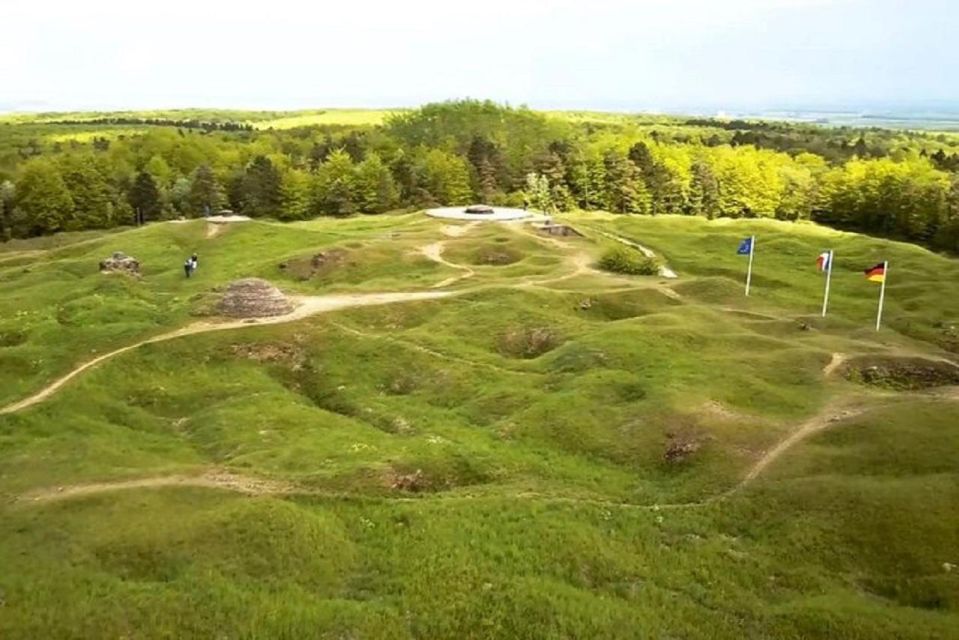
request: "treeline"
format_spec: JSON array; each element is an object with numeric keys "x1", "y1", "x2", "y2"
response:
[
  {"x1": 1, "y1": 100, "x2": 958, "y2": 252},
  {"x1": 47, "y1": 117, "x2": 255, "y2": 132}
]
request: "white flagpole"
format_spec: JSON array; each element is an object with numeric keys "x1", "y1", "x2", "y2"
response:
[
  {"x1": 821, "y1": 250, "x2": 833, "y2": 318},
  {"x1": 745, "y1": 235, "x2": 755, "y2": 297},
  {"x1": 875, "y1": 260, "x2": 888, "y2": 331}
]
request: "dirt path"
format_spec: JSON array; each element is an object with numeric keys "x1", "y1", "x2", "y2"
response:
[
  {"x1": 419, "y1": 241, "x2": 476, "y2": 288},
  {"x1": 0, "y1": 290, "x2": 456, "y2": 416},
  {"x1": 823, "y1": 352, "x2": 847, "y2": 377},
  {"x1": 17, "y1": 470, "x2": 290, "y2": 503},
  {"x1": 718, "y1": 400, "x2": 868, "y2": 500}
]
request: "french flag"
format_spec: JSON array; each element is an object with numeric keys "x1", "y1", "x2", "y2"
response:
[{"x1": 816, "y1": 251, "x2": 832, "y2": 272}]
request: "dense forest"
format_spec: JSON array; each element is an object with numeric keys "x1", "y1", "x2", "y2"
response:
[{"x1": 1, "y1": 100, "x2": 959, "y2": 251}]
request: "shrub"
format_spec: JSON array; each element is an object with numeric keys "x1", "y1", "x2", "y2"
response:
[{"x1": 598, "y1": 247, "x2": 659, "y2": 275}]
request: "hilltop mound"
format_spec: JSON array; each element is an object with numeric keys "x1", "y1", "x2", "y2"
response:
[{"x1": 217, "y1": 278, "x2": 294, "y2": 318}]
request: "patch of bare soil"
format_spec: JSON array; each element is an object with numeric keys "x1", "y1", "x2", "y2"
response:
[
  {"x1": 842, "y1": 355, "x2": 959, "y2": 391},
  {"x1": 497, "y1": 326, "x2": 563, "y2": 359},
  {"x1": 279, "y1": 249, "x2": 350, "y2": 280},
  {"x1": 387, "y1": 469, "x2": 429, "y2": 492},
  {"x1": 230, "y1": 342, "x2": 307, "y2": 368},
  {"x1": 472, "y1": 245, "x2": 522, "y2": 266},
  {"x1": 664, "y1": 434, "x2": 702, "y2": 464},
  {"x1": 441, "y1": 222, "x2": 479, "y2": 237}
]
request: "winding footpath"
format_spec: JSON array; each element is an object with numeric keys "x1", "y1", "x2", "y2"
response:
[{"x1": 0, "y1": 290, "x2": 456, "y2": 416}]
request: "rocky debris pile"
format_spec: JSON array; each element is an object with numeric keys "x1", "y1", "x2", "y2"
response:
[
  {"x1": 217, "y1": 278, "x2": 294, "y2": 318},
  {"x1": 99, "y1": 252, "x2": 140, "y2": 275}
]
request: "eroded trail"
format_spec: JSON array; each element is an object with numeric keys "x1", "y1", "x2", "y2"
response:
[
  {"x1": 420, "y1": 241, "x2": 475, "y2": 288},
  {"x1": 0, "y1": 290, "x2": 455, "y2": 416}
]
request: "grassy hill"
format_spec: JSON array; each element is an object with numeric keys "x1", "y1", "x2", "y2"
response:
[{"x1": 1, "y1": 212, "x2": 957, "y2": 638}]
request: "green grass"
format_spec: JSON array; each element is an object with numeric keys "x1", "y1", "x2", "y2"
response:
[{"x1": 1, "y1": 211, "x2": 957, "y2": 638}]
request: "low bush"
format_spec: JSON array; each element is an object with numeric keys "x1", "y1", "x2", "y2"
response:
[{"x1": 598, "y1": 247, "x2": 659, "y2": 275}]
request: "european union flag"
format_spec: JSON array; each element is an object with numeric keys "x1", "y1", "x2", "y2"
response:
[{"x1": 737, "y1": 237, "x2": 753, "y2": 255}]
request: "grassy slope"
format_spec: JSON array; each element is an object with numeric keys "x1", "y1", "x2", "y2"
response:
[{"x1": 0, "y1": 212, "x2": 957, "y2": 639}]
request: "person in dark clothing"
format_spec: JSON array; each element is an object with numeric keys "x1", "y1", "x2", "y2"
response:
[{"x1": 184, "y1": 258, "x2": 193, "y2": 278}]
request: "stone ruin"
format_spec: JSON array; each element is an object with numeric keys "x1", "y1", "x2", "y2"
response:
[
  {"x1": 217, "y1": 278, "x2": 295, "y2": 318},
  {"x1": 99, "y1": 252, "x2": 140, "y2": 275}
]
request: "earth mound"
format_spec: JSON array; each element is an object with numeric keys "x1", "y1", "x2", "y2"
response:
[
  {"x1": 217, "y1": 278, "x2": 294, "y2": 318},
  {"x1": 99, "y1": 252, "x2": 140, "y2": 275},
  {"x1": 842, "y1": 355, "x2": 959, "y2": 390}
]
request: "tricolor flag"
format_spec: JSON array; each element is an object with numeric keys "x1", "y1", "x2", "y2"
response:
[
  {"x1": 816, "y1": 251, "x2": 832, "y2": 272},
  {"x1": 864, "y1": 262, "x2": 886, "y2": 283}
]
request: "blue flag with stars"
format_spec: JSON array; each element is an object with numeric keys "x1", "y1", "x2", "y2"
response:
[{"x1": 737, "y1": 237, "x2": 753, "y2": 255}]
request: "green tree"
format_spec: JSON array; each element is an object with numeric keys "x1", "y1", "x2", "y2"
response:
[
  {"x1": 128, "y1": 170, "x2": 162, "y2": 222},
  {"x1": 279, "y1": 169, "x2": 311, "y2": 221},
  {"x1": 234, "y1": 155, "x2": 283, "y2": 217},
  {"x1": 416, "y1": 149, "x2": 473, "y2": 205},
  {"x1": 310, "y1": 149, "x2": 357, "y2": 216},
  {"x1": 59, "y1": 154, "x2": 115, "y2": 229},
  {"x1": 604, "y1": 150, "x2": 651, "y2": 214},
  {"x1": 355, "y1": 153, "x2": 398, "y2": 213},
  {"x1": 187, "y1": 164, "x2": 225, "y2": 216},
  {"x1": 524, "y1": 172, "x2": 552, "y2": 212},
  {"x1": 688, "y1": 159, "x2": 720, "y2": 219},
  {"x1": 0, "y1": 180, "x2": 15, "y2": 240},
  {"x1": 12, "y1": 158, "x2": 75, "y2": 235}
]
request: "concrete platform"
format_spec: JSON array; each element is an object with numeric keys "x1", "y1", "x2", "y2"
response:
[{"x1": 425, "y1": 206, "x2": 535, "y2": 222}]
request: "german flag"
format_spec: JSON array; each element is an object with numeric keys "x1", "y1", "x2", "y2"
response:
[{"x1": 864, "y1": 262, "x2": 886, "y2": 283}]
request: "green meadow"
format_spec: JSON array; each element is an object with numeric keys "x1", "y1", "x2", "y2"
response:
[{"x1": 1, "y1": 212, "x2": 957, "y2": 638}]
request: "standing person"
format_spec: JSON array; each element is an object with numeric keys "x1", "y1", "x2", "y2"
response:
[
  {"x1": 190, "y1": 253, "x2": 199, "y2": 272},
  {"x1": 184, "y1": 258, "x2": 193, "y2": 278}
]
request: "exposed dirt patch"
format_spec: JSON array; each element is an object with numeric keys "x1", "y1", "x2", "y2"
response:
[
  {"x1": 699, "y1": 400, "x2": 750, "y2": 422},
  {"x1": 230, "y1": 342, "x2": 307, "y2": 368},
  {"x1": 441, "y1": 222, "x2": 479, "y2": 237},
  {"x1": 99, "y1": 251, "x2": 140, "y2": 276},
  {"x1": 279, "y1": 249, "x2": 350, "y2": 280},
  {"x1": 387, "y1": 468, "x2": 429, "y2": 492},
  {"x1": 664, "y1": 434, "x2": 703, "y2": 464},
  {"x1": 470, "y1": 245, "x2": 522, "y2": 266},
  {"x1": 497, "y1": 326, "x2": 564, "y2": 359},
  {"x1": 841, "y1": 355, "x2": 959, "y2": 391}
]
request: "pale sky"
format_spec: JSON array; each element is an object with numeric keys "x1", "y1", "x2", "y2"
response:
[{"x1": 2, "y1": 0, "x2": 956, "y2": 113}]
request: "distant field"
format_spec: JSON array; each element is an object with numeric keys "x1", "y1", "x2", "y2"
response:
[
  {"x1": 1, "y1": 212, "x2": 957, "y2": 638},
  {"x1": 0, "y1": 108, "x2": 396, "y2": 128}
]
